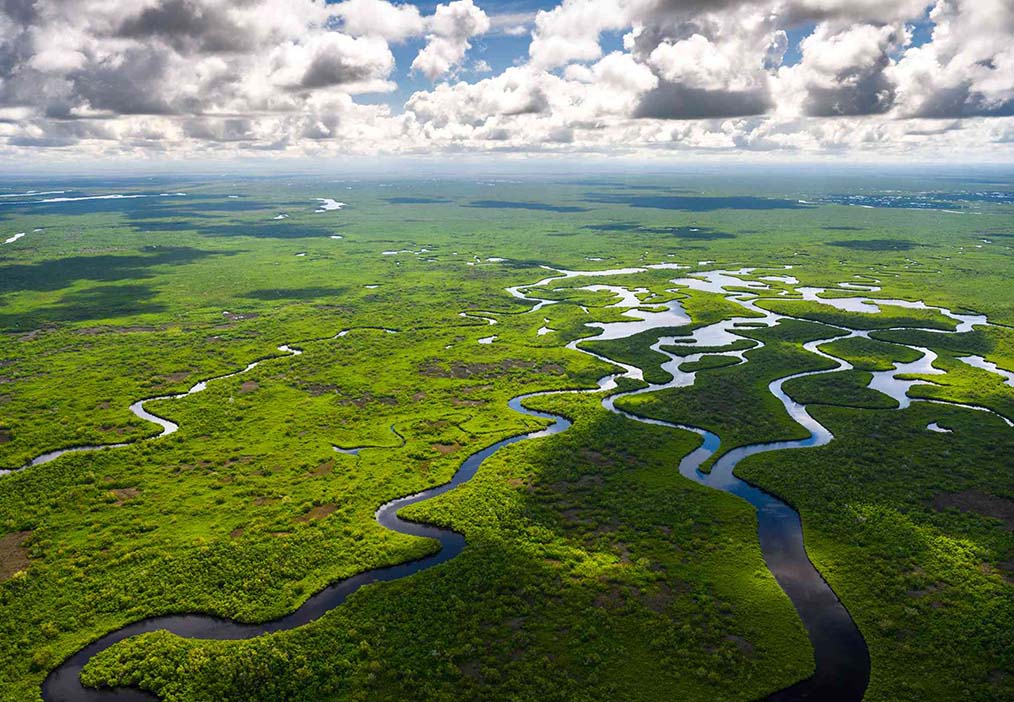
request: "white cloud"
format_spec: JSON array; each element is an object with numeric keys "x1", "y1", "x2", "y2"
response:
[
  {"x1": 775, "y1": 22, "x2": 903, "y2": 116},
  {"x1": 590, "y1": 52, "x2": 659, "y2": 93},
  {"x1": 268, "y1": 32, "x2": 396, "y2": 93},
  {"x1": 528, "y1": 0, "x2": 633, "y2": 69},
  {"x1": 411, "y1": 0, "x2": 490, "y2": 80},
  {"x1": 331, "y1": 0, "x2": 425, "y2": 42},
  {"x1": 650, "y1": 34, "x2": 746, "y2": 90},
  {"x1": 0, "y1": 0, "x2": 1011, "y2": 161},
  {"x1": 892, "y1": 0, "x2": 1014, "y2": 117}
]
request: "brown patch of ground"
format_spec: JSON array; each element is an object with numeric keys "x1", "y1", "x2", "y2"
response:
[
  {"x1": 75, "y1": 325, "x2": 158, "y2": 335},
  {"x1": 594, "y1": 584, "x2": 630, "y2": 609},
  {"x1": 303, "y1": 383, "x2": 339, "y2": 396},
  {"x1": 432, "y1": 442, "x2": 462, "y2": 455},
  {"x1": 313, "y1": 304, "x2": 354, "y2": 314},
  {"x1": 642, "y1": 582, "x2": 675, "y2": 612},
  {"x1": 932, "y1": 490, "x2": 1014, "y2": 530},
  {"x1": 310, "y1": 460, "x2": 333, "y2": 476},
  {"x1": 222, "y1": 311, "x2": 259, "y2": 321},
  {"x1": 296, "y1": 503, "x2": 337, "y2": 522},
  {"x1": 0, "y1": 429, "x2": 9, "y2": 444},
  {"x1": 457, "y1": 660, "x2": 482, "y2": 681},
  {"x1": 461, "y1": 384, "x2": 493, "y2": 393},
  {"x1": 420, "y1": 359, "x2": 566, "y2": 379},
  {"x1": 0, "y1": 531, "x2": 32, "y2": 581},
  {"x1": 505, "y1": 616, "x2": 526, "y2": 631},
  {"x1": 412, "y1": 391, "x2": 426, "y2": 402},
  {"x1": 97, "y1": 401, "x2": 111, "y2": 410},
  {"x1": 907, "y1": 583, "x2": 942, "y2": 598},
  {"x1": 560, "y1": 508, "x2": 586, "y2": 524},
  {"x1": 18, "y1": 328, "x2": 52, "y2": 342},
  {"x1": 724, "y1": 634, "x2": 755, "y2": 657},
  {"x1": 230, "y1": 528, "x2": 244, "y2": 538},
  {"x1": 239, "y1": 381, "x2": 259, "y2": 393},
  {"x1": 164, "y1": 371, "x2": 191, "y2": 384},
  {"x1": 111, "y1": 487, "x2": 141, "y2": 505},
  {"x1": 451, "y1": 398, "x2": 485, "y2": 407},
  {"x1": 577, "y1": 448, "x2": 612, "y2": 467},
  {"x1": 254, "y1": 496, "x2": 279, "y2": 506},
  {"x1": 336, "y1": 392, "x2": 397, "y2": 408},
  {"x1": 550, "y1": 474, "x2": 604, "y2": 492}
]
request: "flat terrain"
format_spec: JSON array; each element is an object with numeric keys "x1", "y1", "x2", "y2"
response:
[{"x1": 0, "y1": 171, "x2": 1011, "y2": 702}]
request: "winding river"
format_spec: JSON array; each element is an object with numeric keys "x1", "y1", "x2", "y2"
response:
[{"x1": 18, "y1": 265, "x2": 1012, "y2": 701}]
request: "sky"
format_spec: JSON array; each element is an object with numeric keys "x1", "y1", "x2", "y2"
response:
[{"x1": 0, "y1": 0, "x2": 1012, "y2": 167}]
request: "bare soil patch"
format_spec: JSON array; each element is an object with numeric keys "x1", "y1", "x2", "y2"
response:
[
  {"x1": 111, "y1": 487, "x2": 141, "y2": 505},
  {"x1": 420, "y1": 359, "x2": 565, "y2": 379},
  {"x1": 310, "y1": 460, "x2": 333, "y2": 476},
  {"x1": 932, "y1": 490, "x2": 1014, "y2": 530},
  {"x1": 296, "y1": 503, "x2": 338, "y2": 522},
  {"x1": 0, "y1": 531, "x2": 32, "y2": 581},
  {"x1": 76, "y1": 325, "x2": 158, "y2": 335}
]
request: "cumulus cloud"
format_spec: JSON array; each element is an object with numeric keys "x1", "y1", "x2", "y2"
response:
[
  {"x1": 407, "y1": 67, "x2": 553, "y2": 127},
  {"x1": 0, "y1": 0, "x2": 1011, "y2": 160},
  {"x1": 270, "y1": 33, "x2": 395, "y2": 92},
  {"x1": 892, "y1": 0, "x2": 1014, "y2": 118},
  {"x1": 332, "y1": 0, "x2": 425, "y2": 42},
  {"x1": 528, "y1": 0, "x2": 631, "y2": 69},
  {"x1": 411, "y1": 0, "x2": 490, "y2": 80},
  {"x1": 777, "y1": 22, "x2": 903, "y2": 116}
]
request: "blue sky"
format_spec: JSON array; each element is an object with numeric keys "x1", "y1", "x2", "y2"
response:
[{"x1": 357, "y1": 1, "x2": 551, "y2": 110}]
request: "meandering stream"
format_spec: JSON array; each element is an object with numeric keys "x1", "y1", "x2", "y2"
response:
[{"x1": 24, "y1": 265, "x2": 1012, "y2": 701}]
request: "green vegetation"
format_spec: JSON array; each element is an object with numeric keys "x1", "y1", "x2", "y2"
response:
[
  {"x1": 0, "y1": 173, "x2": 1011, "y2": 701},
  {"x1": 736, "y1": 403, "x2": 1013, "y2": 702},
  {"x1": 818, "y1": 336, "x2": 923, "y2": 371},
  {"x1": 782, "y1": 371, "x2": 898, "y2": 410},
  {"x1": 679, "y1": 354, "x2": 742, "y2": 373},
  {"x1": 664, "y1": 338, "x2": 756, "y2": 356}
]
